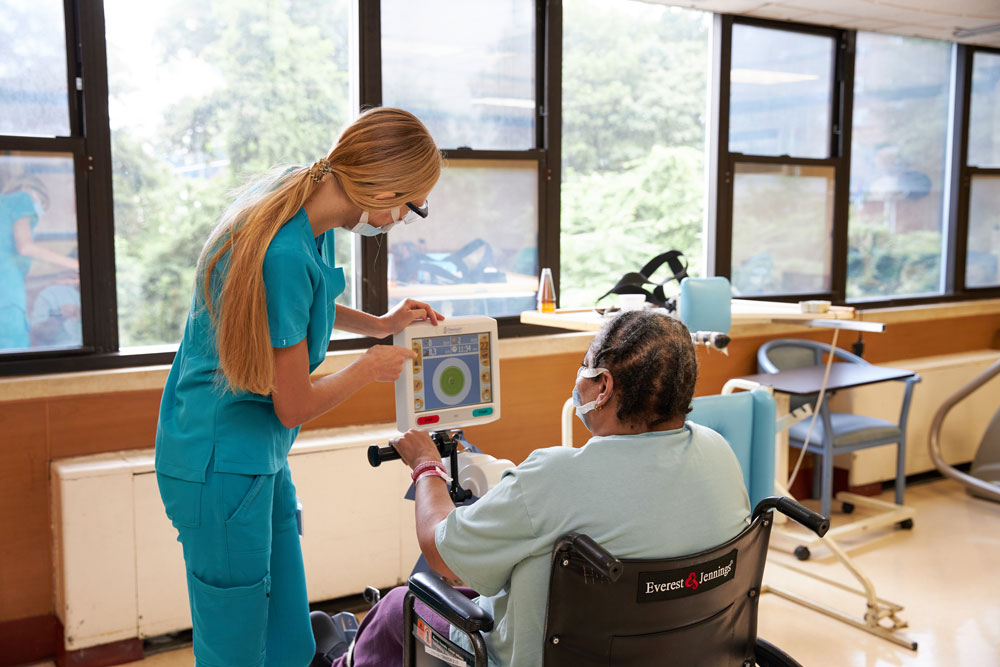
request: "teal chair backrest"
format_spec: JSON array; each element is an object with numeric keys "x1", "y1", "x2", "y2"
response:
[
  {"x1": 679, "y1": 276, "x2": 732, "y2": 334},
  {"x1": 688, "y1": 388, "x2": 775, "y2": 509}
]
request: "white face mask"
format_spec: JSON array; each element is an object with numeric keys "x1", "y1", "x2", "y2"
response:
[
  {"x1": 350, "y1": 208, "x2": 397, "y2": 237},
  {"x1": 572, "y1": 366, "x2": 610, "y2": 430},
  {"x1": 349, "y1": 200, "x2": 428, "y2": 237}
]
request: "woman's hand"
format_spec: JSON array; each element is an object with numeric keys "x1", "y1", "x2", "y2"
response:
[
  {"x1": 362, "y1": 344, "x2": 417, "y2": 382},
  {"x1": 391, "y1": 429, "x2": 442, "y2": 470},
  {"x1": 380, "y1": 298, "x2": 444, "y2": 336}
]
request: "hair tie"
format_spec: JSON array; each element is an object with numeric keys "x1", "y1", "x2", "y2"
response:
[{"x1": 310, "y1": 158, "x2": 334, "y2": 183}]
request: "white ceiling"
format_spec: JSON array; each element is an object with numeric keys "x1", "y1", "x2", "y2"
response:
[{"x1": 644, "y1": 0, "x2": 1000, "y2": 48}]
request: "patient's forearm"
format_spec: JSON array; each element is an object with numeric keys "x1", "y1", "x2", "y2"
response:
[{"x1": 415, "y1": 475, "x2": 460, "y2": 581}]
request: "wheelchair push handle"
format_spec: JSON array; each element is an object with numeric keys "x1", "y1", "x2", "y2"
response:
[
  {"x1": 555, "y1": 533, "x2": 624, "y2": 582},
  {"x1": 753, "y1": 496, "x2": 830, "y2": 537}
]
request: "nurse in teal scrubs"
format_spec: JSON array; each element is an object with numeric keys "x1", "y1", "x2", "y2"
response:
[{"x1": 155, "y1": 107, "x2": 443, "y2": 667}]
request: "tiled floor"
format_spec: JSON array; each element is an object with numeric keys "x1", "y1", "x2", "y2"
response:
[{"x1": 30, "y1": 478, "x2": 1000, "y2": 666}]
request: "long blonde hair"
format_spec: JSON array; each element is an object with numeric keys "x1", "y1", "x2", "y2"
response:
[{"x1": 198, "y1": 107, "x2": 441, "y2": 395}]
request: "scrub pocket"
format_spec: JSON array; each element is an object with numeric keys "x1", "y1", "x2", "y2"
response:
[
  {"x1": 223, "y1": 472, "x2": 275, "y2": 555},
  {"x1": 189, "y1": 570, "x2": 271, "y2": 667},
  {"x1": 156, "y1": 471, "x2": 202, "y2": 528}
]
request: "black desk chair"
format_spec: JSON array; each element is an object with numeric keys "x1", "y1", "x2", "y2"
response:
[
  {"x1": 403, "y1": 497, "x2": 829, "y2": 667},
  {"x1": 757, "y1": 338, "x2": 920, "y2": 519}
]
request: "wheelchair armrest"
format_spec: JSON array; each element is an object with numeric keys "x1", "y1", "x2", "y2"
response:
[
  {"x1": 752, "y1": 496, "x2": 830, "y2": 536},
  {"x1": 407, "y1": 571, "x2": 494, "y2": 634},
  {"x1": 554, "y1": 533, "x2": 624, "y2": 582}
]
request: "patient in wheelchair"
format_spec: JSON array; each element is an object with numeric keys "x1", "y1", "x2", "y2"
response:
[{"x1": 316, "y1": 311, "x2": 751, "y2": 666}]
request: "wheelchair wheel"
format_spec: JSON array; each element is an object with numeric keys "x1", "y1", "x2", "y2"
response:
[{"x1": 754, "y1": 637, "x2": 803, "y2": 667}]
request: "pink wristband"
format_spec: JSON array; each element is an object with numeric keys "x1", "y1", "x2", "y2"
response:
[
  {"x1": 411, "y1": 460, "x2": 445, "y2": 482},
  {"x1": 414, "y1": 469, "x2": 448, "y2": 484}
]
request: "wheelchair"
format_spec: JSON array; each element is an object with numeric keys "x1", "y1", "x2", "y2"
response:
[{"x1": 401, "y1": 496, "x2": 828, "y2": 667}]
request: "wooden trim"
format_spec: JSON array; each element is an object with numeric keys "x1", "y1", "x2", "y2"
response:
[
  {"x1": 57, "y1": 637, "x2": 143, "y2": 667},
  {"x1": 0, "y1": 614, "x2": 60, "y2": 667}
]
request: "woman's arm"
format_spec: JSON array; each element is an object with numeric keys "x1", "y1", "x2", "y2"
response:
[
  {"x1": 271, "y1": 339, "x2": 415, "y2": 428},
  {"x1": 13, "y1": 218, "x2": 79, "y2": 271},
  {"x1": 334, "y1": 298, "x2": 445, "y2": 338}
]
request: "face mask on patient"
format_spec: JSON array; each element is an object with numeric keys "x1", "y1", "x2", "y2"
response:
[{"x1": 573, "y1": 366, "x2": 609, "y2": 432}]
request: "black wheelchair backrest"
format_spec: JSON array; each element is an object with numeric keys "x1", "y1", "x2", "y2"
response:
[{"x1": 543, "y1": 515, "x2": 773, "y2": 667}]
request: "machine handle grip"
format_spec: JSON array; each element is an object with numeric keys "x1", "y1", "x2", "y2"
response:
[{"x1": 368, "y1": 444, "x2": 401, "y2": 467}]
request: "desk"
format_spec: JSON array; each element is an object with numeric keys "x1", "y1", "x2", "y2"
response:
[
  {"x1": 736, "y1": 363, "x2": 914, "y2": 494},
  {"x1": 520, "y1": 299, "x2": 857, "y2": 332},
  {"x1": 738, "y1": 364, "x2": 915, "y2": 396}
]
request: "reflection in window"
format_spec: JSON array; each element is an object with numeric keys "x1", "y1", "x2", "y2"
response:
[
  {"x1": 105, "y1": 0, "x2": 354, "y2": 347},
  {"x1": 387, "y1": 161, "x2": 537, "y2": 318},
  {"x1": 731, "y1": 163, "x2": 834, "y2": 296},
  {"x1": 380, "y1": 0, "x2": 535, "y2": 150},
  {"x1": 560, "y1": 0, "x2": 709, "y2": 308},
  {"x1": 0, "y1": 152, "x2": 81, "y2": 352},
  {"x1": 968, "y1": 52, "x2": 1000, "y2": 168},
  {"x1": 847, "y1": 33, "x2": 951, "y2": 300},
  {"x1": 967, "y1": 177, "x2": 1000, "y2": 288},
  {"x1": 0, "y1": 0, "x2": 70, "y2": 137},
  {"x1": 729, "y1": 25, "x2": 834, "y2": 159}
]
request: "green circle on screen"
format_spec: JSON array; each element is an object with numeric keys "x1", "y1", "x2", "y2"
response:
[{"x1": 439, "y1": 366, "x2": 466, "y2": 397}]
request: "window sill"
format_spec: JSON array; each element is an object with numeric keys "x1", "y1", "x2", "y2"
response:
[
  {"x1": 0, "y1": 331, "x2": 595, "y2": 403},
  {"x1": 3, "y1": 297, "x2": 996, "y2": 403}
]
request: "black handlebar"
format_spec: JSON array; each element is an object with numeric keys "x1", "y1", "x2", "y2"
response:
[
  {"x1": 752, "y1": 496, "x2": 830, "y2": 537},
  {"x1": 367, "y1": 429, "x2": 473, "y2": 504},
  {"x1": 368, "y1": 444, "x2": 400, "y2": 467}
]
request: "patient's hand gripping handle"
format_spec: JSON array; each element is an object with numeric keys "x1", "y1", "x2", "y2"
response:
[{"x1": 367, "y1": 430, "x2": 474, "y2": 504}]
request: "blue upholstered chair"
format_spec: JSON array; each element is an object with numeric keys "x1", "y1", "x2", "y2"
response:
[
  {"x1": 757, "y1": 339, "x2": 920, "y2": 518},
  {"x1": 689, "y1": 388, "x2": 776, "y2": 510}
]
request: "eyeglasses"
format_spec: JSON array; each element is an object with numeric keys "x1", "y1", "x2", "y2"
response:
[
  {"x1": 577, "y1": 365, "x2": 609, "y2": 379},
  {"x1": 380, "y1": 200, "x2": 429, "y2": 233}
]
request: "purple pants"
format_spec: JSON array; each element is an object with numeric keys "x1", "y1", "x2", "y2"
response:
[{"x1": 333, "y1": 585, "x2": 478, "y2": 667}]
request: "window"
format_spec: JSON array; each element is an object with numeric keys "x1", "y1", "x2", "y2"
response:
[
  {"x1": 0, "y1": 0, "x2": 71, "y2": 138},
  {"x1": 0, "y1": 1, "x2": 84, "y2": 355},
  {"x1": 104, "y1": 0, "x2": 355, "y2": 347},
  {"x1": 381, "y1": 0, "x2": 543, "y2": 319},
  {"x1": 714, "y1": 19, "x2": 843, "y2": 299},
  {"x1": 729, "y1": 25, "x2": 834, "y2": 160},
  {"x1": 731, "y1": 163, "x2": 834, "y2": 295},
  {"x1": 561, "y1": 0, "x2": 709, "y2": 308},
  {"x1": 847, "y1": 34, "x2": 952, "y2": 300},
  {"x1": 965, "y1": 51, "x2": 1000, "y2": 289}
]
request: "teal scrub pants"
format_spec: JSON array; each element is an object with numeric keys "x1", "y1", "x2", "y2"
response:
[{"x1": 157, "y1": 459, "x2": 315, "y2": 667}]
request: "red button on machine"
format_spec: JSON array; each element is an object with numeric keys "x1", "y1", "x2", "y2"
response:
[{"x1": 417, "y1": 415, "x2": 440, "y2": 426}]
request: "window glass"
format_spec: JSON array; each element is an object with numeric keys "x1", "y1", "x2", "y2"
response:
[
  {"x1": 380, "y1": 0, "x2": 535, "y2": 150},
  {"x1": 729, "y1": 25, "x2": 833, "y2": 159},
  {"x1": 105, "y1": 0, "x2": 354, "y2": 347},
  {"x1": 731, "y1": 163, "x2": 834, "y2": 296},
  {"x1": 0, "y1": 152, "x2": 81, "y2": 352},
  {"x1": 0, "y1": 0, "x2": 71, "y2": 137},
  {"x1": 847, "y1": 33, "x2": 951, "y2": 300},
  {"x1": 968, "y1": 51, "x2": 1000, "y2": 168},
  {"x1": 966, "y1": 176, "x2": 1000, "y2": 288},
  {"x1": 387, "y1": 160, "x2": 537, "y2": 318},
  {"x1": 561, "y1": 0, "x2": 709, "y2": 308}
]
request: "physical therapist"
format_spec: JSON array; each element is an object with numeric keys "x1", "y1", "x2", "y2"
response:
[{"x1": 154, "y1": 107, "x2": 443, "y2": 667}]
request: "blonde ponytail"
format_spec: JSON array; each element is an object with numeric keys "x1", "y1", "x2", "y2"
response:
[{"x1": 198, "y1": 107, "x2": 441, "y2": 396}]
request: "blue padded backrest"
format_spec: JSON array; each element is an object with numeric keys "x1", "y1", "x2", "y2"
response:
[
  {"x1": 688, "y1": 388, "x2": 776, "y2": 509},
  {"x1": 679, "y1": 277, "x2": 732, "y2": 334}
]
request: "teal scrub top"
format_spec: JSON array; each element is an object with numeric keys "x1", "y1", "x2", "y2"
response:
[
  {"x1": 155, "y1": 207, "x2": 346, "y2": 482},
  {"x1": 0, "y1": 192, "x2": 40, "y2": 348}
]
